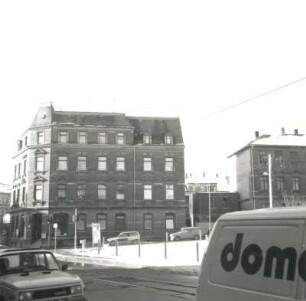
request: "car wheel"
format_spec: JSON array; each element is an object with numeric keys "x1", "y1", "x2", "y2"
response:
[
  {"x1": 109, "y1": 241, "x2": 116, "y2": 246},
  {"x1": 174, "y1": 236, "x2": 181, "y2": 241},
  {"x1": 193, "y1": 235, "x2": 200, "y2": 240}
]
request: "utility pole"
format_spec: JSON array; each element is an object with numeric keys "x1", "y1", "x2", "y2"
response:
[{"x1": 268, "y1": 154, "x2": 273, "y2": 208}]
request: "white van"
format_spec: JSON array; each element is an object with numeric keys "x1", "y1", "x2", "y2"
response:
[{"x1": 196, "y1": 207, "x2": 306, "y2": 301}]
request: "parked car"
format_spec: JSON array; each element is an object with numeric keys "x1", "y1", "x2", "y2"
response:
[
  {"x1": 107, "y1": 231, "x2": 140, "y2": 246},
  {"x1": 0, "y1": 248, "x2": 87, "y2": 301},
  {"x1": 169, "y1": 227, "x2": 203, "y2": 241}
]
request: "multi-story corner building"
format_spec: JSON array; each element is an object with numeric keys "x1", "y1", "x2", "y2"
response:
[
  {"x1": 230, "y1": 128, "x2": 306, "y2": 210},
  {"x1": 10, "y1": 104, "x2": 186, "y2": 248}
]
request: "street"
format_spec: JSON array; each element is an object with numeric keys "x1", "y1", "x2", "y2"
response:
[{"x1": 66, "y1": 261, "x2": 199, "y2": 301}]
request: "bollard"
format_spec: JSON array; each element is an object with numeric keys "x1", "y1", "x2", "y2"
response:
[
  {"x1": 138, "y1": 240, "x2": 141, "y2": 258},
  {"x1": 196, "y1": 242, "x2": 199, "y2": 262},
  {"x1": 98, "y1": 240, "x2": 101, "y2": 254},
  {"x1": 116, "y1": 240, "x2": 118, "y2": 256}
]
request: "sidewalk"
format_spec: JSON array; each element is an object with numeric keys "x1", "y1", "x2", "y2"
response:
[{"x1": 55, "y1": 240, "x2": 208, "y2": 269}]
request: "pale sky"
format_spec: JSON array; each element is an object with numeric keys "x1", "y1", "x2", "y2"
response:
[{"x1": 1, "y1": 0, "x2": 306, "y2": 186}]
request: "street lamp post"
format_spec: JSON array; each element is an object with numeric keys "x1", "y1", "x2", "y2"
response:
[
  {"x1": 263, "y1": 154, "x2": 273, "y2": 208},
  {"x1": 208, "y1": 186, "x2": 211, "y2": 233}
]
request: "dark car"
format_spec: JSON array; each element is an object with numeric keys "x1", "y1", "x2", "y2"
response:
[{"x1": 0, "y1": 248, "x2": 87, "y2": 301}]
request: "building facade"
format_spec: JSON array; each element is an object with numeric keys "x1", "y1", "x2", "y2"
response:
[
  {"x1": 230, "y1": 129, "x2": 306, "y2": 210},
  {"x1": 0, "y1": 184, "x2": 11, "y2": 245},
  {"x1": 10, "y1": 105, "x2": 186, "y2": 247}
]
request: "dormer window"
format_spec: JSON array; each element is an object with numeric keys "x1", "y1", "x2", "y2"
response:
[
  {"x1": 165, "y1": 134, "x2": 173, "y2": 145},
  {"x1": 116, "y1": 133, "x2": 126, "y2": 145},
  {"x1": 143, "y1": 134, "x2": 152, "y2": 144}
]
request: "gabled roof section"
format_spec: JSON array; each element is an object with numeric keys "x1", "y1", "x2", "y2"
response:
[
  {"x1": 229, "y1": 132, "x2": 306, "y2": 158},
  {"x1": 53, "y1": 111, "x2": 132, "y2": 128},
  {"x1": 128, "y1": 116, "x2": 184, "y2": 145}
]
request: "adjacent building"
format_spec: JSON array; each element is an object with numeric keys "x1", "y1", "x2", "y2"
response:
[
  {"x1": 230, "y1": 128, "x2": 306, "y2": 210},
  {"x1": 10, "y1": 104, "x2": 186, "y2": 247},
  {"x1": 186, "y1": 176, "x2": 240, "y2": 233},
  {"x1": 0, "y1": 183, "x2": 11, "y2": 245}
]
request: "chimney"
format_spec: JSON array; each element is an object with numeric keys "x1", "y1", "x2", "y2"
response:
[
  {"x1": 294, "y1": 129, "x2": 299, "y2": 135},
  {"x1": 255, "y1": 131, "x2": 260, "y2": 139},
  {"x1": 281, "y1": 128, "x2": 285, "y2": 135}
]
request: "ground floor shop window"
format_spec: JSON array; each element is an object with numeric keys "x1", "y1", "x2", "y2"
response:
[
  {"x1": 115, "y1": 213, "x2": 126, "y2": 230},
  {"x1": 53, "y1": 213, "x2": 69, "y2": 235}
]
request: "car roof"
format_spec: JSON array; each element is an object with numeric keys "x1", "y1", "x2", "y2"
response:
[{"x1": 0, "y1": 248, "x2": 52, "y2": 255}]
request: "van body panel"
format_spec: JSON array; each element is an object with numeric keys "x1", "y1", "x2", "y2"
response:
[{"x1": 196, "y1": 207, "x2": 306, "y2": 301}]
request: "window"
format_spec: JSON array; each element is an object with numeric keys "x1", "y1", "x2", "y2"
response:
[
  {"x1": 58, "y1": 132, "x2": 68, "y2": 144},
  {"x1": 77, "y1": 156, "x2": 87, "y2": 171},
  {"x1": 116, "y1": 157, "x2": 125, "y2": 171},
  {"x1": 97, "y1": 213, "x2": 107, "y2": 230},
  {"x1": 98, "y1": 184, "x2": 106, "y2": 200},
  {"x1": 98, "y1": 133, "x2": 107, "y2": 144},
  {"x1": 22, "y1": 187, "x2": 26, "y2": 202},
  {"x1": 18, "y1": 163, "x2": 21, "y2": 178},
  {"x1": 77, "y1": 184, "x2": 86, "y2": 201},
  {"x1": 144, "y1": 213, "x2": 153, "y2": 230},
  {"x1": 165, "y1": 213, "x2": 175, "y2": 230},
  {"x1": 25, "y1": 136, "x2": 28, "y2": 146},
  {"x1": 166, "y1": 185, "x2": 174, "y2": 200},
  {"x1": 290, "y1": 151, "x2": 298, "y2": 165},
  {"x1": 165, "y1": 134, "x2": 173, "y2": 145},
  {"x1": 36, "y1": 157, "x2": 44, "y2": 172},
  {"x1": 258, "y1": 152, "x2": 268, "y2": 165},
  {"x1": 77, "y1": 213, "x2": 86, "y2": 231},
  {"x1": 37, "y1": 132, "x2": 44, "y2": 144},
  {"x1": 143, "y1": 158, "x2": 152, "y2": 171},
  {"x1": 276, "y1": 177, "x2": 284, "y2": 191},
  {"x1": 143, "y1": 134, "x2": 151, "y2": 144},
  {"x1": 116, "y1": 133, "x2": 125, "y2": 145},
  {"x1": 274, "y1": 151, "x2": 283, "y2": 166},
  {"x1": 78, "y1": 132, "x2": 87, "y2": 144},
  {"x1": 14, "y1": 165, "x2": 17, "y2": 180},
  {"x1": 144, "y1": 185, "x2": 152, "y2": 200},
  {"x1": 293, "y1": 177, "x2": 300, "y2": 191},
  {"x1": 57, "y1": 184, "x2": 66, "y2": 200},
  {"x1": 165, "y1": 158, "x2": 174, "y2": 172},
  {"x1": 98, "y1": 157, "x2": 107, "y2": 171},
  {"x1": 34, "y1": 184, "x2": 43, "y2": 202},
  {"x1": 58, "y1": 156, "x2": 68, "y2": 171},
  {"x1": 23, "y1": 160, "x2": 27, "y2": 175},
  {"x1": 116, "y1": 185, "x2": 125, "y2": 200},
  {"x1": 260, "y1": 176, "x2": 269, "y2": 191},
  {"x1": 115, "y1": 213, "x2": 126, "y2": 230},
  {"x1": 17, "y1": 140, "x2": 23, "y2": 151}
]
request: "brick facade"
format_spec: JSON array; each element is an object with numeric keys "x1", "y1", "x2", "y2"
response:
[{"x1": 9, "y1": 105, "x2": 187, "y2": 247}]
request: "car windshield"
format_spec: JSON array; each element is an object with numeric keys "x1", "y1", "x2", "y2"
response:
[{"x1": 0, "y1": 252, "x2": 60, "y2": 275}]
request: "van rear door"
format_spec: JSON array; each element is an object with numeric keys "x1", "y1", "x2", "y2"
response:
[{"x1": 196, "y1": 218, "x2": 305, "y2": 301}]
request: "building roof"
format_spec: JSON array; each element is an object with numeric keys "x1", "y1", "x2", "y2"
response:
[
  {"x1": 229, "y1": 132, "x2": 306, "y2": 158},
  {"x1": 30, "y1": 105, "x2": 184, "y2": 145}
]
